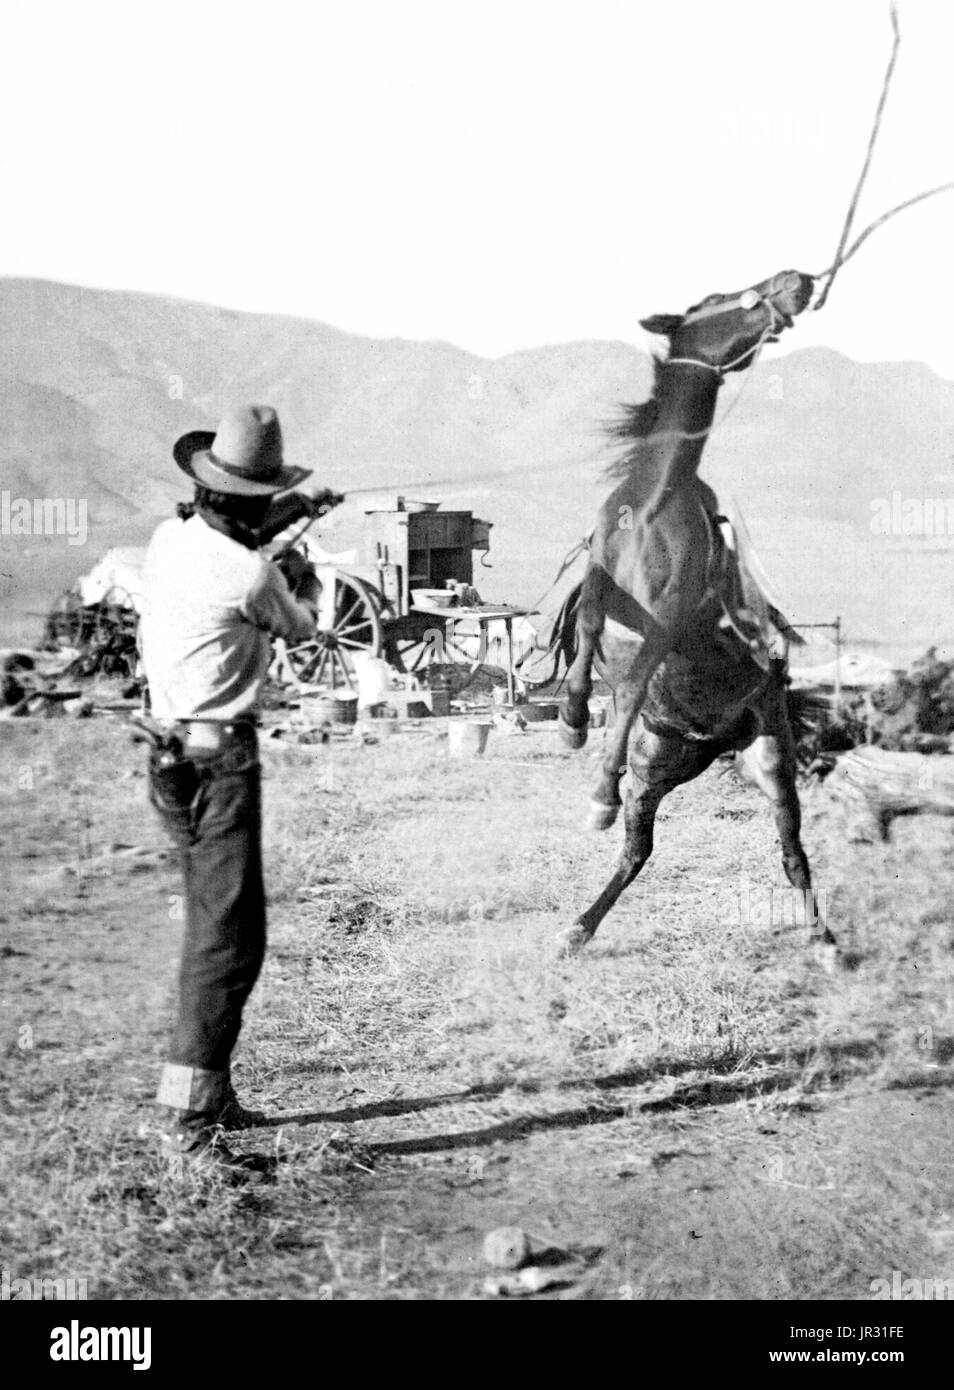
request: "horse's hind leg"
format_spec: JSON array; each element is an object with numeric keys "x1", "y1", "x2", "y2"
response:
[
  {"x1": 737, "y1": 732, "x2": 836, "y2": 950},
  {"x1": 558, "y1": 568, "x2": 603, "y2": 750},
  {"x1": 556, "y1": 725, "x2": 715, "y2": 957},
  {"x1": 587, "y1": 629, "x2": 670, "y2": 830}
]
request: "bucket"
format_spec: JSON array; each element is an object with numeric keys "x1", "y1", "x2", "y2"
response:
[
  {"x1": 428, "y1": 670, "x2": 452, "y2": 718},
  {"x1": 589, "y1": 702, "x2": 606, "y2": 729},
  {"x1": 315, "y1": 692, "x2": 358, "y2": 726},
  {"x1": 521, "y1": 700, "x2": 559, "y2": 722},
  {"x1": 448, "y1": 719, "x2": 492, "y2": 757},
  {"x1": 431, "y1": 689, "x2": 451, "y2": 717}
]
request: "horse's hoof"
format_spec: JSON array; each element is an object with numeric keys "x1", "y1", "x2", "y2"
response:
[
  {"x1": 558, "y1": 712, "x2": 588, "y2": 750},
  {"x1": 553, "y1": 924, "x2": 592, "y2": 959},
  {"x1": 587, "y1": 799, "x2": 620, "y2": 831}
]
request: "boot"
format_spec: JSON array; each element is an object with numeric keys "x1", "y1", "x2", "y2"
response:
[
  {"x1": 156, "y1": 1063, "x2": 267, "y2": 1131},
  {"x1": 216, "y1": 1085, "x2": 267, "y2": 1131},
  {"x1": 161, "y1": 1117, "x2": 275, "y2": 1182}
]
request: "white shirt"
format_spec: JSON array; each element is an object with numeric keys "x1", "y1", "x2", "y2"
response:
[{"x1": 140, "y1": 515, "x2": 316, "y2": 721}]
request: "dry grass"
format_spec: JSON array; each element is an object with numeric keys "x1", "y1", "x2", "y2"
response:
[{"x1": 1, "y1": 717, "x2": 953, "y2": 1299}]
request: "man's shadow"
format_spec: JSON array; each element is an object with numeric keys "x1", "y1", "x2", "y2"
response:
[{"x1": 255, "y1": 1034, "x2": 945, "y2": 1157}]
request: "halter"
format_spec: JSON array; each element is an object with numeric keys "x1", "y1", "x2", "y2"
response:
[
  {"x1": 666, "y1": 292, "x2": 786, "y2": 380},
  {"x1": 681, "y1": 287, "x2": 765, "y2": 325},
  {"x1": 634, "y1": 294, "x2": 787, "y2": 465}
]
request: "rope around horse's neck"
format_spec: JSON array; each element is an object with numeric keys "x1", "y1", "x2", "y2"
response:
[
  {"x1": 327, "y1": 296, "x2": 784, "y2": 503},
  {"x1": 631, "y1": 314, "x2": 783, "y2": 530},
  {"x1": 513, "y1": 316, "x2": 782, "y2": 615},
  {"x1": 629, "y1": 307, "x2": 782, "y2": 452},
  {"x1": 666, "y1": 358, "x2": 721, "y2": 374}
]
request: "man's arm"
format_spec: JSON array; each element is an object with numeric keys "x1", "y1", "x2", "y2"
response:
[
  {"x1": 243, "y1": 559, "x2": 318, "y2": 645},
  {"x1": 254, "y1": 488, "x2": 346, "y2": 547}
]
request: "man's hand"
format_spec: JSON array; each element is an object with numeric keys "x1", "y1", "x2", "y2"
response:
[
  {"x1": 275, "y1": 547, "x2": 316, "y2": 594},
  {"x1": 297, "y1": 486, "x2": 345, "y2": 517}
]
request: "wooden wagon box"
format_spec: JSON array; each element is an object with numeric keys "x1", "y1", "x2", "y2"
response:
[
  {"x1": 278, "y1": 501, "x2": 497, "y2": 692},
  {"x1": 360, "y1": 506, "x2": 492, "y2": 616}
]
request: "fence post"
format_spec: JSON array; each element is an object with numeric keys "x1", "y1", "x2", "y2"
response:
[{"x1": 833, "y1": 615, "x2": 842, "y2": 713}]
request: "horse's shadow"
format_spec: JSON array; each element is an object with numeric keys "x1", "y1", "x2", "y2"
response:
[{"x1": 259, "y1": 1036, "x2": 951, "y2": 1157}]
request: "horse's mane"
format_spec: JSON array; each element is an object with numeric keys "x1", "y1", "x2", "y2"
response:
[{"x1": 603, "y1": 354, "x2": 666, "y2": 481}]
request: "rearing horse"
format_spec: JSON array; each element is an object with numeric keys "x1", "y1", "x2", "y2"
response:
[{"x1": 555, "y1": 269, "x2": 836, "y2": 958}]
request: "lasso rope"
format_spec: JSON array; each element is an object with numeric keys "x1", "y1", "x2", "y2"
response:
[
  {"x1": 304, "y1": 5, "x2": 951, "y2": 521},
  {"x1": 813, "y1": 2, "x2": 954, "y2": 309},
  {"x1": 813, "y1": 2, "x2": 901, "y2": 310},
  {"x1": 818, "y1": 179, "x2": 954, "y2": 285},
  {"x1": 325, "y1": 310, "x2": 781, "y2": 525}
]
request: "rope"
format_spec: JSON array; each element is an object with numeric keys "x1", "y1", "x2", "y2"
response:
[
  {"x1": 527, "y1": 534, "x2": 590, "y2": 613},
  {"x1": 818, "y1": 180, "x2": 954, "y2": 280},
  {"x1": 807, "y1": 1, "x2": 953, "y2": 302},
  {"x1": 630, "y1": 309, "x2": 780, "y2": 455},
  {"x1": 343, "y1": 459, "x2": 583, "y2": 497},
  {"x1": 813, "y1": 2, "x2": 900, "y2": 310},
  {"x1": 324, "y1": 307, "x2": 783, "y2": 541},
  {"x1": 333, "y1": 310, "x2": 780, "y2": 502}
]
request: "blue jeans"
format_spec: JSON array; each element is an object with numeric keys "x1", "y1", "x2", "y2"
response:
[{"x1": 149, "y1": 727, "x2": 266, "y2": 1113}]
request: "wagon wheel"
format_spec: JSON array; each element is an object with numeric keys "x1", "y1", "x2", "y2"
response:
[
  {"x1": 386, "y1": 631, "x2": 476, "y2": 676},
  {"x1": 95, "y1": 587, "x2": 140, "y2": 676},
  {"x1": 95, "y1": 587, "x2": 136, "y2": 635},
  {"x1": 385, "y1": 618, "x2": 484, "y2": 691},
  {"x1": 285, "y1": 574, "x2": 383, "y2": 692},
  {"x1": 44, "y1": 590, "x2": 87, "y2": 651}
]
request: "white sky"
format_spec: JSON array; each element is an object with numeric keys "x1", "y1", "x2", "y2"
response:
[{"x1": 3, "y1": 0, "x2": 954, "y2": 373}]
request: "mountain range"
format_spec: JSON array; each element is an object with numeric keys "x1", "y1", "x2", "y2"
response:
[{"x1": 2, "y1": 276, "x2": 953, "y2": 661}]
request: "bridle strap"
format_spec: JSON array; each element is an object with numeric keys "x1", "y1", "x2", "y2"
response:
[
  {"x1": 666, "y1": 298, "x2": 781, "y2": 380},
  {"x1": 716, "y1": 298, "x2": 784, "y2": 376},
  {"x1": 681, "y1": 290, "x2": 761, "y2": 324}
]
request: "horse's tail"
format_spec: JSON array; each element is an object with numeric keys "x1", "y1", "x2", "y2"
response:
[{"x1": 533, "y1": 580, "x2": 583, "y2": 688}]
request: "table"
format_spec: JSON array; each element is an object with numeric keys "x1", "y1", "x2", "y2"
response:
[{"x1": 410, "y1": 603, "x2": 535, "y2": 707}]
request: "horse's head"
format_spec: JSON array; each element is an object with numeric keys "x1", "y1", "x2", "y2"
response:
[{"x1": 640, "y1": 269, "x2": 814, "y2": 375}]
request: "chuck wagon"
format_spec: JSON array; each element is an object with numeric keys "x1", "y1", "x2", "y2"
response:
[
  {"x1": 44, "y1": 497, "x2": 534, "y2": 701},
  {"x1": 276, "y1": 497, "x2": 514, "y2": 692}
]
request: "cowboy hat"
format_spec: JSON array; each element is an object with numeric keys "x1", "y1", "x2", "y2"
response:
[{"x1": 173, "y1": 405, "x2": 311, "y2": 496}]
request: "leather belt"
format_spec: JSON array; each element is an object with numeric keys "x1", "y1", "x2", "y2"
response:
[{"x1": 164, "y1": 720, "x2": 258, "y2": 752}]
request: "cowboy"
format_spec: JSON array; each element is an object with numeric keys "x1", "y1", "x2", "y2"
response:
[{"x1": 139, "y1": 405, "x2": 340, "y2": 1175}]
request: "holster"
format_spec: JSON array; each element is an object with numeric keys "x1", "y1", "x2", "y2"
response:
[{"x1": 148, "y1": 747, "x2": 205, "y2": 847}]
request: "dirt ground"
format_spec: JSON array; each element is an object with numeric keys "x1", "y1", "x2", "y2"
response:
[{"x1": 1, "y1": 715, "x2": 952, "y2": 1300}]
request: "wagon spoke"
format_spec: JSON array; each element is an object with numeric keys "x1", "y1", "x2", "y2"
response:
[
  {"x1": 332, "y1": 647, "x2": 355, "y2": 691},
  {"x1": 391, "y1": 640, "x2": 428, "y2": 673},
  {"x1": 281, "y1": 574, "x2": 381, "y2": 692},
  {"x1": 334, "y1": 599, "x2": 363, "y2": 632},
  {"x1": 311, "y1": 648, "x2": 331, "y2": 687},
  {"x1": 445, "y1": 636, "x2": 480, "y2": 666},
  {"x1": 298, "y1": 647, "x2": 323, "y2": 682},
  {"x1": 322, "y1": 648, "x2": 337, "y2": 689}
]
